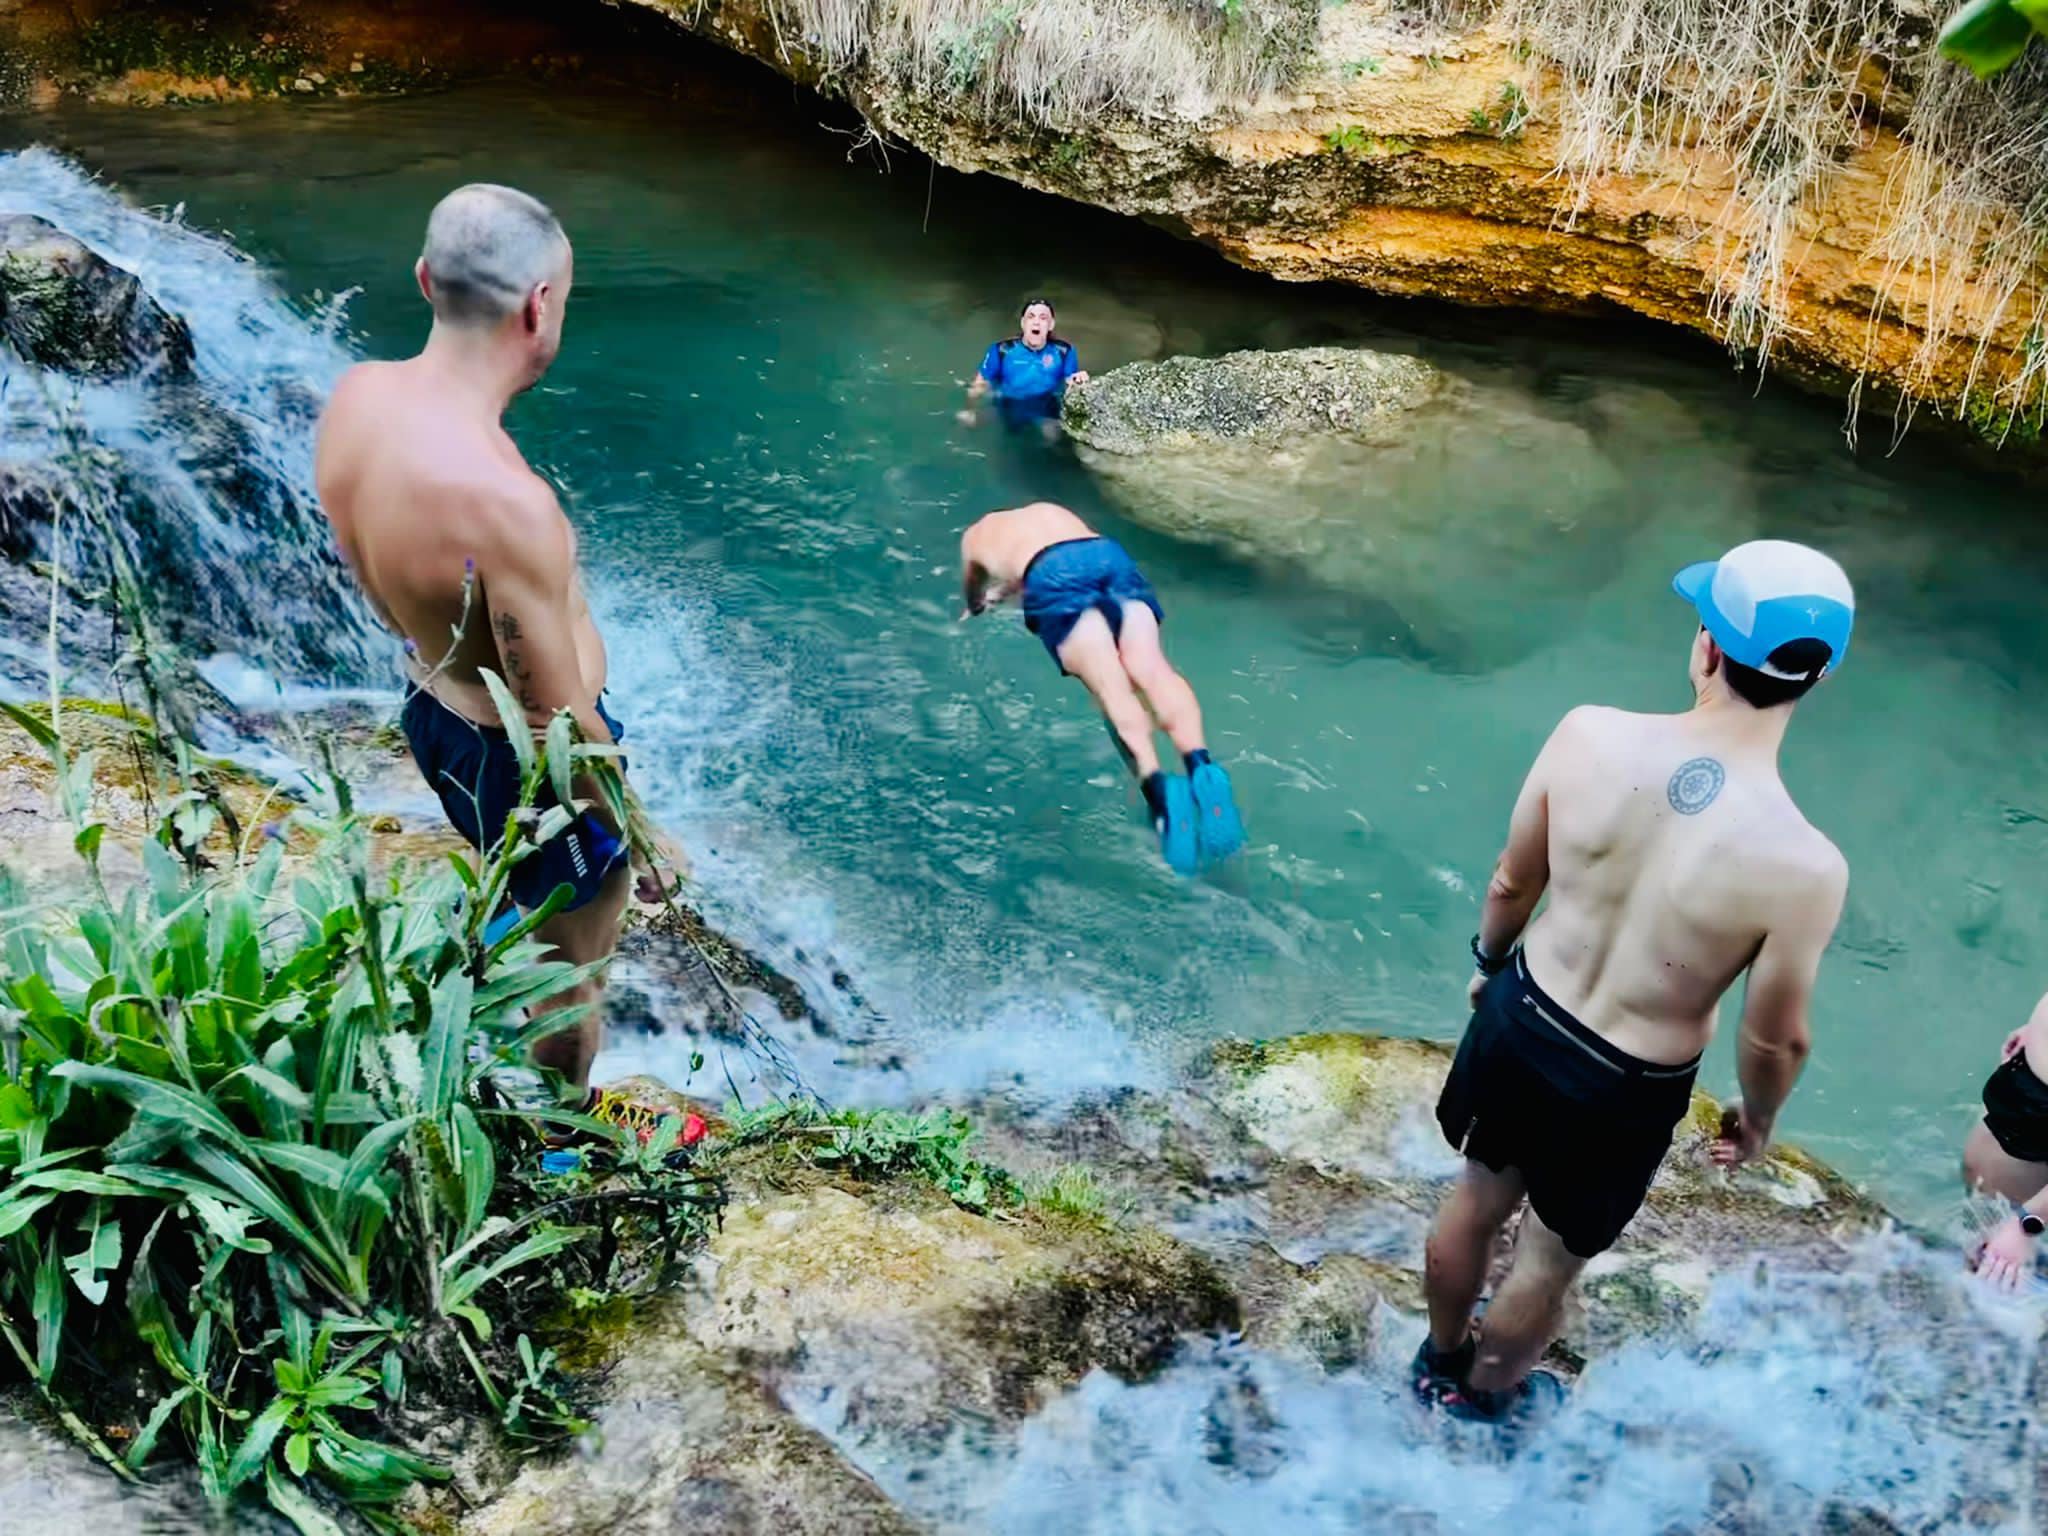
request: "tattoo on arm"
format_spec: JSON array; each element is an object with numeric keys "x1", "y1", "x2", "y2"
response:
[
  {"x1": 1667, "y1": 757, "x2": 1726, "y2": 815},
  {"x1": 493, "y1": 611, "x2": 541, "y2": 712}
]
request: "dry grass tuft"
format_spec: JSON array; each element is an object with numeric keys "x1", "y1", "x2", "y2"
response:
[{"x1": 763, "y1": 0, "x2": 1315, "y2": 125}]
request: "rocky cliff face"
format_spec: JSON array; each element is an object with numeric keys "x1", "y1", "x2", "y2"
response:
[{"x1": 620, "y1": 0, "x2": 2043, "y2": 451}]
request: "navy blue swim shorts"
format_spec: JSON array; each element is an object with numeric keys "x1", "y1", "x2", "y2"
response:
[
  {"x1": 1018, "y1": 536, "x2": 1164, "y2": 674},
  {"x1": 400, "y1": 686, "x2": 629, "y2": 913}
]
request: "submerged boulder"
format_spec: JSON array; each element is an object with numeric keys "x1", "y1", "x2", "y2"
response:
[
  {"x1": 1062, "y1": 345, "x2": 1634, "y2": 673},
  {"x1": 1062, "y1": 346, "x2": 1441, "y2": 453},
  {"x1": 0, "y1": 213, "x2": 193, "y2": 379}
]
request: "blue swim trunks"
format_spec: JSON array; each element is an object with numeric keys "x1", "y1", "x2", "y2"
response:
[
  {"x1": 400, "y1": 686, "x2": 629, "y2": 913},
  {"x1": 1019, "y1": 536, "x2": 1164, "y2": 673}
]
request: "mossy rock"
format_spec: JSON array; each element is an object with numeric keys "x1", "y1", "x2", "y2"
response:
[{"x1": 0, "y1": 214, "x2": 193, "y2": 379}]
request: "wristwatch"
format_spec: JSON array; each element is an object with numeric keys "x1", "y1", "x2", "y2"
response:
[
  {"x1": 1470, "y1": 934, "x2": 1509, "y2": 977},
  {"x1": 2019, "y1": 1208, "x2": 2045, "y2": 1237}
]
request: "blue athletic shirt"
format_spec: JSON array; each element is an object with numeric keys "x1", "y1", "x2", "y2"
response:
[{"x1": 977, "y1": 336, "x2": 1080, "y2": 402}]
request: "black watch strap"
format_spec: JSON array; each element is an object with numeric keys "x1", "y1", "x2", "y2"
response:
[
  {"x1": 1471, "y1": 934, "x2": 1509, "y2": 977},
  {"x1": 2020, "y1": 1210, "x2": 2044, "y2": 1237}
]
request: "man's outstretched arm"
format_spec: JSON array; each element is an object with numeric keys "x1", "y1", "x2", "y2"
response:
[{"x1": 1715, "y1": 852, "x2": 1848, "y2": 1166}]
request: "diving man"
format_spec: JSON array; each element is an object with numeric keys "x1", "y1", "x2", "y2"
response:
[{"x1": 959, "y1": 502, "x2": 1243, "y2": 874}]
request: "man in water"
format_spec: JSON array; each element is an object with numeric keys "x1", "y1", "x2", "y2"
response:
[
  {"x1": 961, "y1": 299, "x2": 1087, "y2": 434},
  {"x1": 315, "y1": 183, "x2": 679, "y2": 1119},
  {"x1": 1416, "y1": 540, "x2": 1853, "y2": 1423},
  {"x1": 958, "y1": 501, "x2": 1243, "y2": 874},
  {"x1": 1963, "y1": 987, "x2": 2048, "y2": 1289}
]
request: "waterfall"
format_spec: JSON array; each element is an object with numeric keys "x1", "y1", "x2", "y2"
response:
[{"x1": 0, "y1": 146, "x2": 388, "y2": 699}]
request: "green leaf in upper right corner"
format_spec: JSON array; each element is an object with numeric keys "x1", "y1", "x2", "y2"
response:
[{"x1": 1942, "y1": 0, "x2": 2039, "y2": 76}]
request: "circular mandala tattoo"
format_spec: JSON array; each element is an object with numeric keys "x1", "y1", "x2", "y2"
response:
[{"x1": 1667, "y1": 757, "x2": 1725, "y2": 815}]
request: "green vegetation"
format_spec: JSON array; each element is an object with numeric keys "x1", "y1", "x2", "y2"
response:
[
  {"x1": 1341, "y1": 56, "x2": 1383, "y2": 78},
  {"x1": 1022, "y1": 1164, "x2": 1110, "y2": 1222},
  {"x1": 1467, "y1": 79, "x2": 1528, "y2": 138},
  {"x1": 1940, "y1": 0, "x2": 2048, "y2": 78},
  {"x1": 1322, "y1": 125, "x2": 1416, "y2": 156},
  {"x1": 728, "y1": 1100, "x2": 1022, "y2": 1214},
  {"x1": 0, "y1": 681, "x2": 725, "y2": 1531}
]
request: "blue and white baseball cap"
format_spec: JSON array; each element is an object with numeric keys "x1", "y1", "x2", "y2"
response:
[{"x1": 1672, "y1": 540, "x2": 1854, "y2": 678}]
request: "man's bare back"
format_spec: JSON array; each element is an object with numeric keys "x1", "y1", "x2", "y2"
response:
[
  {"x1": 1515, "y1": 703, "x2": 1847, "y2": 1066},
  {"x1": 317, "y1": 359, "x2": 608, "y2": 737},
  {"x1": 958, "y1": 501, "x2": 1095, "y2": 616}
]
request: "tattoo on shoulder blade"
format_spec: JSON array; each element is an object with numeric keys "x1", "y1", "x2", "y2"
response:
[{"x1": 1667, "y1": 757, "x2": 1726, "y2": 815}]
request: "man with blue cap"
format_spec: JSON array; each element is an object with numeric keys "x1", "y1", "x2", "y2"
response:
[{"x1": 1414, "y1": 539, "x2": 1854, "y2": 1428}]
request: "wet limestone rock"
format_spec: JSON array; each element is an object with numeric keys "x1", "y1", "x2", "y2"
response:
[
  {"x1": 1208, "y1": 1032, "x2": 1888, "y2": 1356},
  {"x1": 0, "y1": 214, "x2": 193, "y2": 379},
  {"x1": 691, "y1": 1166, "x2": 1237, "y2": 1442},
  {"x1": 1061, "y1": 346, "x2": 1441, "y2": 454},
  {"x1": 455, "y1": 1332, "x2": 916, "y2": 1536},
  {"x1": 457, "y1": 1165, "x2": 1237, "y2": 1532}
]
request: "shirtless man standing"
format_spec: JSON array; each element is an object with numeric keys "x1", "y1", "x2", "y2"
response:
[
  {"x1": 1416, "y1": 540, "x2": 1854, "y2": 1423},
  {"x1": 316, "y1": 184, "x2": 675, "y2": 1108},
  {"x1": 959, "y1": 502, "x2": 1243, "y2": 874}
]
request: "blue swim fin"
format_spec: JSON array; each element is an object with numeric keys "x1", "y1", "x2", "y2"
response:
[
  {"x1": 1189, "y1": 760, "x2": 1246, "y2": 863},
  {"x1": 1158, "y1": 774, "x2": 1199, "y2": 875}
]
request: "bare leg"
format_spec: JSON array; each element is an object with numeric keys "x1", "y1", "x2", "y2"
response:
[
  {"x1": 1466, "y1": 1205, "x2": 1585, "y2": 1393},
  {"x1": 528, "y1": 861, "x2": 633, "y2": 1094},
  {"x1": 1057, "y1": 607, "x2": 1161, "y2": 779},
  {"x1": 1425, "y1": 1160, "x2": 1527, "y2": 1353},
  {"x1": 1963, "y1": 1120, "x2": 2048, "y2": 1205},
  {"x1": 1113, "y1": 602, "x2": 1206, "y2": 759}
]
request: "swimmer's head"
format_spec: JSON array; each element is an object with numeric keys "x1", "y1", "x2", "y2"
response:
[
  {"x1": 417, "y1": 183, "x2": 572, "y2": 389},
  {"x1": 1673, "y1": 540, "x2": 1854, "y2": 709},
  {"x1": 1019, "y1": 298, "x2": 1056, "y2": 347}
]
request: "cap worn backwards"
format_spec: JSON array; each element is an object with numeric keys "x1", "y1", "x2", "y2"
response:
[{"x1": 1671, "y1": 539, "x2": 1854, "y2": 679}]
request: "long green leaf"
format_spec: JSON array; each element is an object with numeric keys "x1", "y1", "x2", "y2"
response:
[
  {"x1": 123, "y1": 1384, "x2": 195, "y2": 1470},
  {"x1": 186, "y1": 1144, "x2": 352, "y2": 1296},
  {"x1": 337, "y1": 1115, "x2": 417, "y2": 1209},
  {"x1": 264, "y1": 1463, "x2": 346, "y2": 1536},
  {"x1": 477, "y1": 669, "x2": 536, "y2": 783},
  {"x1": 450, "y1": 1103, "x2": 495, "y2": 1241},
  {"x1": 441, "y1": 1225, "x2": 589, "y2": 1312},
  {"x1": 52, "y1": 1062, "x2": 245, "y2": 1147},
  {"x1": 420, "y1": 971, "x2": 474, "y2": 1118},
  {"x1": 253, "y1": 1142, "x2": 389, "y2": 1214},
  {"x1": 226, "y1": 1395, "x2": 294, "y2": 1490}
]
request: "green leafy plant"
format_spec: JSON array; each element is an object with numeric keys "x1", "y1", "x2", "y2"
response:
[
  {"x1": 1939, "y1": 0, "x2": 2048, "y2": 78},
  {"x1": 1022, "y1": 1164, "x2": 1110, "y2": 1223},
  {"x1": 1341, "y1": 56, "x2": 1382, "y2": 77},
  {"x1": 730, "y1": 1102, "x2": 1020, "y2": 1214}
]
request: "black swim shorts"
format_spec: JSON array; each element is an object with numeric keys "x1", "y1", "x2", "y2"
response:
[
  {"x1": 1436, "y1": 952, "x2": 1700, "y2": 1259},
  {"x1": 1018, "y1": 536, "x2": 1164, "y2": 674},
  {"x1": 1983, "y1": 1049, "x2": 2048, "y2": 1165},
  {"x1": 400, "y1": 686, "x2": 629, "y2": 914}
]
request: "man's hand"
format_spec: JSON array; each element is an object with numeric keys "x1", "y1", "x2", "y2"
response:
[
  {"x1": 1070, "y1": 369, "x2": 1090, "y2": 385},
  {"x1": 2002, "y1": 1027, "x2": 2027, "y2": 1063},
  {"x1": 1974, "y1": 1215, "x2": 2037, "y2": 1292},
  {"x1": 956, "y1": 407, "x2": 979, "y2": 427},
  {"x1": 1467, "y1": 969, "x2": 1488, "y2": 1009},
  {"x1": 632, "y1": 826, "x2": 690, "y2": 905},
  {"x1": 1710, "y1": 1101, "x2": 1771, "y2": 1169}
]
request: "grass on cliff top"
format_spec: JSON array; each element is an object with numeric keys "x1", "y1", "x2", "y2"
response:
[
  {"x1": 1494, "y1": 0, "x2": 2048, "y2": 445},
  {"x1": 762, "y1": 0, "x2": 1317, "y2": 125}
]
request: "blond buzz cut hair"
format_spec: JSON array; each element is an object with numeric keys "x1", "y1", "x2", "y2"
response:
[{"x1": 419, "y1": 183, "x2": 568, "y2": 327}]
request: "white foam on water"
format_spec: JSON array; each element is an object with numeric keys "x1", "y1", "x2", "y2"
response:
[
  {"x1": 0, "y1": 148, "x2": 383, "y2": 684},
  {"x1": 796, "y1": 1232, "x2": 2040, "y2": 1535}
]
